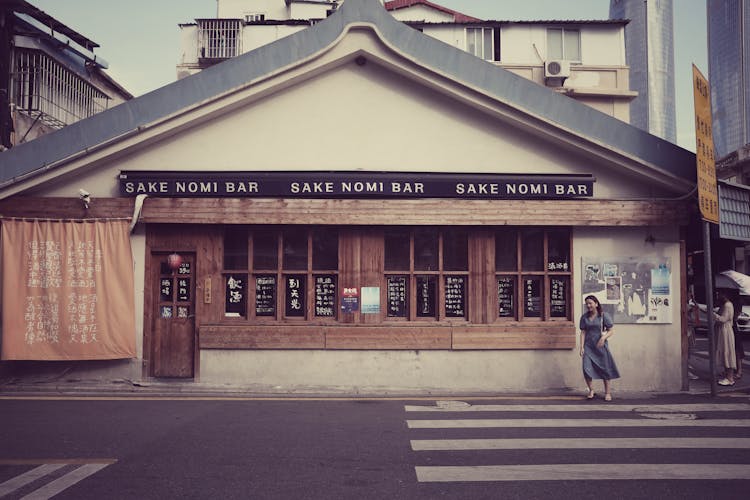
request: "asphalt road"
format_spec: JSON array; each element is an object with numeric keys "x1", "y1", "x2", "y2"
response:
[{"x1": 1, "y1": 395, "x2": 749, "y2": 499}]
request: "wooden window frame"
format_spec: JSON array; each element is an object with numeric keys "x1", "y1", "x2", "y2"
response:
[
  {"x1": 494, "y1": 227, "x2": 572, "y2": 322},
  {"x1": 221, "y1": 226, "x2": 340, "y2": 324},
  {"x1": 384, "y1": 228, "x2": 469, "y2": 323}
]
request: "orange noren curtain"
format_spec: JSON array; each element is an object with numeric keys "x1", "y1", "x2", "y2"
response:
[{"x1": 2, "y1": 219, "x2": 136, "y2": 360}]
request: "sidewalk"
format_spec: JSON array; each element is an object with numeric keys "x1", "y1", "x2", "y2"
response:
[{"x1": 688, "y1": 346, "x2": 750, "y2": 395}]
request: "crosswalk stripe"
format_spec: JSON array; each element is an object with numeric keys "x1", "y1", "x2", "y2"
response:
[
  {"x1": 407, "y1": 418, "x2": 750, "y2": 428},
  {"x1": 0, "y1": 464, "x2": 66, "y2": 497},
  {"x1": 411, "y1": 437, "x2": 750, "y2": 450},
  {"x1": 405, "y1": 403, "x2": 750, "y2": 412},
  {"x1": 20, "y1": 463, "x2": 111, "y2": 500},
  {"x1": 414, "y1": 464, "x2": 750, "y2": 482}
]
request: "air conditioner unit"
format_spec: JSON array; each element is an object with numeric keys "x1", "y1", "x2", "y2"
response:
[{"x1": 545, "y1": 60, "x2": 571, "y2": 79}]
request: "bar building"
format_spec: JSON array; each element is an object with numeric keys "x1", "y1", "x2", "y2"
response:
[{"x1": 0, "y1": 0, "x2": 696, "y2": 393}]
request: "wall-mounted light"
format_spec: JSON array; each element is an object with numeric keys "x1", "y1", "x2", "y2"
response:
[{"x1": 78, "y1": 188, "x2": 91, "y2": 210}]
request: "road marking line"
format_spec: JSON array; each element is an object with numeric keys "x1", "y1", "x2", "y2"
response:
[
  {"x1": 414, "y1": 464, "x2": 750, "y2": 482},
  {"x1": 0, "y1": 464, "x2": 66, "y2": 497},
  {"x1": 405, "y1": 403, "x2": 750, "y2": 412},
  {"x1": 0, "y1": 459, "x2": 117, "y2": 465},
  {"x1": 20, "y1": 463, "x2": 110, "y2": 500},
  {"x1": 411, "y1": 437, "x2": 750, "y2": 450},
  {"x1": 407, "y1": 418, "x2": 750, "y2": 428}
]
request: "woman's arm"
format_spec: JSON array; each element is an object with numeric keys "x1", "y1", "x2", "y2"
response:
[
  {"x1": 597, "y1": 326, "x2": 613, "y2": 348},
  {"x1": 579, "y1": 330, "x2": 585, "y2": 356},
  {"x1": 714, "y1": 303, "x2": 733, "y2": 324}
]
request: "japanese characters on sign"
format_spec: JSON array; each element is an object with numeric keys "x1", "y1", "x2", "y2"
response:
[
  {"x1": 550, "y1": 278, "x2": 567, "y2": 317},
  {"x1": 387, "y1": 276, "x2": 407, "y2": 318},
  {"x1": 692, "y1": 64, "x2": 720, "y2": 224},
  {"x1": 444, "y1": 276, "x2": 466, "y2": 318},
  {"x1": 255, "y1": 275, "x2": 276, "y2": 317},
  {"x1": 416, "y1": 276, "x2": 435, "y2": 317},
  {"x1": 497, "y1": 277, "x2": 515, "y2": 318},
  {"x1": 524, "y1": 278, "x2": 542, "y2": 318},
  {"x1": 285, "y1": 275, "x2": 306, "y2": 317},
  {"x1": 225, "y1": 274, "x2": 246, "y2": 317},
  {"x1": 314, "y1": 275, "x2": 336, "y2": 317},
  {"x1": 24, "y1": 239, "x2": 102, "y2": 346}
]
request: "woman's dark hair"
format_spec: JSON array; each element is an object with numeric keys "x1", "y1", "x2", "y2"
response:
[{"x1": 584, "y1": 295, "x2": 603, "y2": 316}]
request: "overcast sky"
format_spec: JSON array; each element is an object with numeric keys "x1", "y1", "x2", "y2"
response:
[{"x1": 29, "y1": 0, "x2": 707, "y2": 151}]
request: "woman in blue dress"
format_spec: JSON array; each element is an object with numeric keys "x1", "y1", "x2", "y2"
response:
[{"x1": 579, "y1": 295, "x2": 620, "y2": 401}]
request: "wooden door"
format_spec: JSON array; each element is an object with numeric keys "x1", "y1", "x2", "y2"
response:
[{"x1": 152, "y1": 252, "x2": 196, "y2": 378}]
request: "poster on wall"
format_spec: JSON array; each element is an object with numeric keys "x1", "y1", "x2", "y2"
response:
[{"x1": 582, "y1": 257, "x2": 672, "y2": 324}]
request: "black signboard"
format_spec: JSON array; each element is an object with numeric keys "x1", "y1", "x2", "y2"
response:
[
  {"x1": 285, "y1": 275, "x2": 306, "y2": 317},
  {"x1": 524, "y1": 278, "x2": 542, "y2": 318},
  {"x1": 497, "y1": 277, "x2": 515, "y2": 318},
  {"x1": 387, "y1": 276, "x2": 407, "y2": 318},
  {"x1": 445, "y1": 276, "x2": 466, "y2": 318},
  {"x1": 255, "y1": 275, "x2": 276, "y2": 317},
  {"x1": 120, "y1": 171, "x2": 595, "y2": 200},
  {"x1": 160, "y1": 278, "x2": 172, "y2": 301},
  {"x1": 551, "y1": 278, "x2": 568, "y2": 317},
  {"x1": 177, "y1": 278, "x2": 190, "y2": 301},
  {"x1": 225, "y1": 274, "x2": 246, "y2": 317},
  {"x1": 315, "y1": 275, "x2": 336, "y2": 317},
  {"x1": 416, "y1": 276, "x2": 436, "y2": 318}
]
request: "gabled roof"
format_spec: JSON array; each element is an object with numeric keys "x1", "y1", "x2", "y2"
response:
[
  {"x1": 384, "y1": 0, "x2": 480, "y2": 22},
  {"x1": 0, "y1": 0, "x2": 695, "y2": 194}
]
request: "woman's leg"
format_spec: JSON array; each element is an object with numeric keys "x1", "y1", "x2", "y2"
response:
[
  {"x1": 604, "y1": 379, "x2": 612, "y2": 400},
  {"x1": 584, "y1": 375, "x2": 594, "y2": 398}
]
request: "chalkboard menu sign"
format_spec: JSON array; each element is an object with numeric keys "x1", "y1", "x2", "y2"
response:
[
  {"x1": 444, "y1": 276, "x2": 466, "y2": 318},
  {"x1": 497, "y1": 277, "x2": 515, "y2": 318},
  {"x1": 551, "y1": 278, "x2": 567, "y2": 317},
  {"x1": 387, "y1": 276, "x2": 407, "y2": 317},
  {"x1": 285, "y1": 275, "x2": 306, "y2": 317},
  {"x1": 255, "y1": 275, "x2": 276, "y2": 317},
  {"x1": 160, "y1": 278, "x2": 173, "y2": 301},
  {"x1": 524, "y1": 278, "x2": 542, "y2": 317},
  {"x1": 177, "y1": 278, "x2": 190, "y2": 301},
  {"x1": 416, "y1": 276, "x2": 436, "y2": 317},
  {"x1": 315, "y1": 275, "x2": 336, "y2": 317},
  {"x1": 225, "y1": 274, "x2": 246, "y2": 317}
]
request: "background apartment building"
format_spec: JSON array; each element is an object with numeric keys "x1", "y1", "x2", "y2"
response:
[
  {"x1": 177, "y1": 0, "x2": 637, "y2": 123},
  {"x1": 0, "y1": 0, "x2": 132, "y2": 150}
]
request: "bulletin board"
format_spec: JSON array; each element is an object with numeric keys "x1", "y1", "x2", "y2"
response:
[{"x1": 581, "y1": 257, "x2": 672, "y2": 324}]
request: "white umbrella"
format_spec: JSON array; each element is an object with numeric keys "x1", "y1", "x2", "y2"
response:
[{"x1": 715, "y1": 270, "x2": 750, "y2": 295}]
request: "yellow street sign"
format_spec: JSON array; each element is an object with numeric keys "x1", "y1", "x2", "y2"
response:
[{"x1": 693, "y1": 64, "x2": 719, "y2": 224}]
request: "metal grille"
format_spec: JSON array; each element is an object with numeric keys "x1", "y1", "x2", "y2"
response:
[
  {"x1": 198, "y1": 19, "x2": 242, "y2": 59},
  {"x1": 11, "y1": 49, "x2": 110, "y2": 128}
]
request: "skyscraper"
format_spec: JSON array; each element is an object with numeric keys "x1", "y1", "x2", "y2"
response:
[
  {"x1": 708, "y1": 0, "x2": 750, "y2": 159},
  {"x1": 610, "y1": 0, "x2": 677, "y2": 143}
]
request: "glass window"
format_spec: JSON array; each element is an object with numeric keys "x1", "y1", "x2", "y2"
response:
[
  {"x1": 414, "y1": 229, "x2": 438, "y2": 271},
  {"x1": 445, "y1": 276, "x2": 466, "y2": 318},
  {"x1": 313, "y1": 228, "x2": 338, "y2": 270},
  {"x1": 225, "y1": 274, "x2": 247, "y2": 318},
  {"x1": 467, "y1": 27, "x2": 495, "y2": 61},
  {"x1": 547, "y1": 28, "x2": 580, "y2": 62},
  {"x1": 443, "y1": 229, "x2": 468, "y2": 271},
  {"x1": 224, "y1": 228, "x2": 248, "y2": 270},
  {"x1": 387, "y1": 275, "x2": 408, "y2": 318},
  {"x1": 253, "y1": 229, "x2": 277, "y2": 270},
  {"x1": 495, "y1": 227, "x2": 572, "y2": 321},
  {"x1": 547, "y1": 229, "x2": 570, "y2": 272},
  {"x1": 385, "y1": 229, "x2": 410, "y2": 271},
  {"x1": 521, "y1": 228, "x2": 544, "y2": 271},
  {"x1": 283, "y1": 230, "x2": 308, "y2": 270},
  {"x1": 495, "y1": 228, "x2": 518, "y2": 271},
  {"x1": 255, "y1": 275, "x2": 276, "y2": 317}
]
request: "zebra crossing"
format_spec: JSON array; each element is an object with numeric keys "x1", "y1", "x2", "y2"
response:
[
  {"x1": 406, "y1": 400, "x2": 750, "y2": 483},
  {"x1": 0, "y1": 460, "x2": 114, "y2": 499}
]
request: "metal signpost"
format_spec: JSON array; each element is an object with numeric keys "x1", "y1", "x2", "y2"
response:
[{"x1": 693, "y1": 65, "x2": 720, "y2": 396}]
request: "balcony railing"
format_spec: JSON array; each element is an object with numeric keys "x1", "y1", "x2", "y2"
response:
[
  {"x1": 11, "y1": 49, "x2": 110, "y2": 128},
  {"x1": 198, "y1": 19, "x2": 243, "y2": 60}
]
